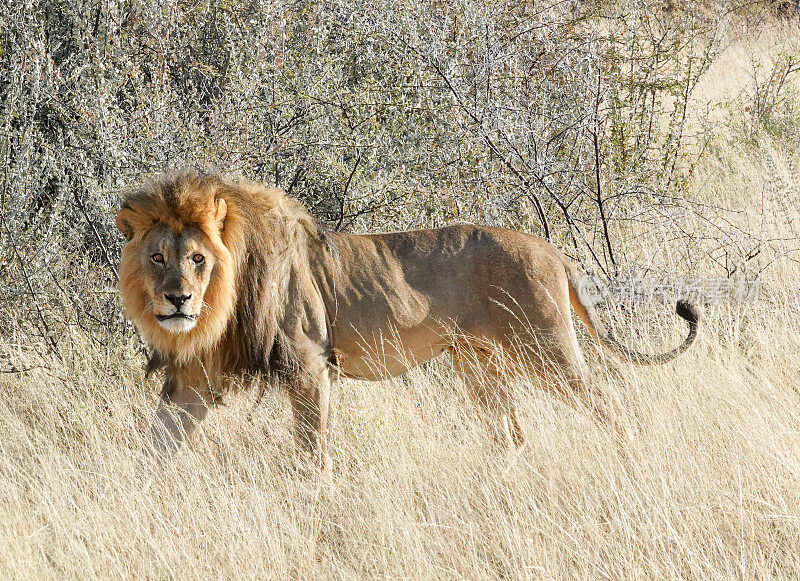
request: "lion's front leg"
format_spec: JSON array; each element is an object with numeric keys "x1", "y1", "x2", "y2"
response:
[
  {"x1": 149, "y1": 369, "x2": 211, "y2": 457},
  {"x1": 287, "y1": 368, "x2": 332, "y2": 475}
]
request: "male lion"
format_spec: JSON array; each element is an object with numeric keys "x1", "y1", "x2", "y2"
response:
[{"x1": 117, "y1": 171, "x2": 699, "y2": 471}]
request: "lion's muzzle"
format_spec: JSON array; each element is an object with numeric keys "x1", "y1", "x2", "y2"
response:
[{"x1": 156, "y1": 311, "x2": 198, "y2": 333}]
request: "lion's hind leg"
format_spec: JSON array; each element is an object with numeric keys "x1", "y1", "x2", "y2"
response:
[
  {"x1": 448, "y1": 344, "x2": 526, "y2": 451},
  {"x1": 531, "y1": 333, "x2": 628, "y2": 444}
]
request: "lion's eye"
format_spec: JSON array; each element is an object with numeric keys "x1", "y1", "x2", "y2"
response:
[
  {"x1": 151, "y1": 253, "x2": 164, "y2": 264},
  {"x1": 192, "y1": 253, "x2": 205, "y2": 265}
]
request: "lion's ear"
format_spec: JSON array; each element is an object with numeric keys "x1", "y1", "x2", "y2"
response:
[
  {"x1": 116, "y1": 208, "x2": 137, "y2": 241},
  {"x1": 214, "y1": 198, "x2": 228, "y2": 230}
]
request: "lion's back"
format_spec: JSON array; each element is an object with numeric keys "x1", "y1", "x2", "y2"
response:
[{"x1": 331, "y1": 225, "x2": 570, "y2": 340}]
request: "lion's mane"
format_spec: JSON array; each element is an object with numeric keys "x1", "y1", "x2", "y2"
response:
[{"x1": 118, "y1": 170, "x2": 326, "y2": 374}]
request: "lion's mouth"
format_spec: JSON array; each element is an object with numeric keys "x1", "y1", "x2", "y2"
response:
[{"x1": 156, "y1": 313, "x2": 197, "y2": 322}]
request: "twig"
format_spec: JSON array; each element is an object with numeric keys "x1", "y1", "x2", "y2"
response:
[
  {"x1": 336, "y1": 152, "x2": 363, "y2": 231},
  {"x1": 591, "y1": 67, "x2": 616, "y2": 271}
]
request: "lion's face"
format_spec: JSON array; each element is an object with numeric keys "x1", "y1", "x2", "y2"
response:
[
  {"x1": 117, "y1": 187, "x2": 236, "y2": 359},
  {"x1": 136, "y1": 223, "x2": 218, "y2": 334}
]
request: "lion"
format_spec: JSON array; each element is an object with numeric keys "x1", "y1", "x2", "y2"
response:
[{"x1": 117, "y1": 170, "x2": 699, "y2": 472}]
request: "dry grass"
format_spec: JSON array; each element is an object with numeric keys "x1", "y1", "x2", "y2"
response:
[{"x1": 1, "y1": 288, "x2": 800, "y2": 579}]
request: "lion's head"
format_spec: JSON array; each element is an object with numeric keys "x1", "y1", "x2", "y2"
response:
[
  {"x1": 117, "y1": 170, "x2": 324, "y2": 367},
  {"x1": 116, "y1": 172, "x2": 238, "y2": 360}
]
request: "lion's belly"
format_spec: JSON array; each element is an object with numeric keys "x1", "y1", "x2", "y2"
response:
[{"x1": 332, "y1": 323, "x2": 451, "y2": 381}]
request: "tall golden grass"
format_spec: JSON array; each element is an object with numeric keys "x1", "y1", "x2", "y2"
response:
[{"x1": 1, "y1": 288, "x2": 799, "y2": 578}]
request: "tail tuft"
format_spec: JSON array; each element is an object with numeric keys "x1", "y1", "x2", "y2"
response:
[{"x1": 676, "y1": 300, "x2": 700, "y2": 326}]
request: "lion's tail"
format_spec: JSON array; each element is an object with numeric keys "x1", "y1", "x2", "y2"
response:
[{"x1": 564, "y1": 262, "x2": 700, "y2": 365}]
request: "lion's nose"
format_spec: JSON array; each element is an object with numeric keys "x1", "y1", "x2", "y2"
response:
[{"x1": 165, "y1": 293, "x2": 191, "y2": 308}]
